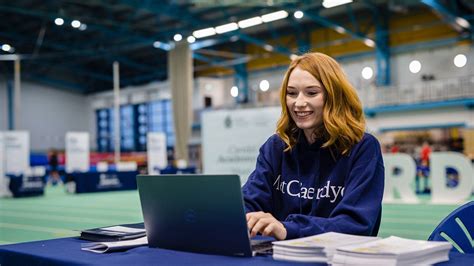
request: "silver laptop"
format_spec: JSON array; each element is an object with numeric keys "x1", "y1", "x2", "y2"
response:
[{"x1": 136, "y1": 174, "x2": 272, "y2": 257}]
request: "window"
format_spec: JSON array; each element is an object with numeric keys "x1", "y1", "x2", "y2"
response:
[
  {"x1": 149, "y1": 100, "x2": 175, "y2": 147},
  {"x1": 96, "y1": 109, "x2": 110, "y2": 152},
  {"x1": 135, "y1": 103, "x2": 148, "y2": 151},
  {"x1": 96, "y1": 99, "x2": 175, "y2": 152},
  {"x1": 121, "y1": 105, "x2": 134, "y2": 151}
]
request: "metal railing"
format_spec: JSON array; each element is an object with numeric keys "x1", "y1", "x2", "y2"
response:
[{"x1": 359, "y1": 75, "x2": 474, "y2": 108}]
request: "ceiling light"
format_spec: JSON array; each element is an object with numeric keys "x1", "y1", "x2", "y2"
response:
[
  {"x1": 193, "y1": 27, "x2": 216, "y2": 38},
  {"x1": 361, "y1": 67, "x2": 374, "y2": 80},
  {"x1": 261, "y1": 10, "x2": 288, "y2": 23},
  {"x1": 215, "y1": 22, "x2": 238, "y2": 34},
  {"x1": 2, "y1": 44, "x2": 11, "y2": 52},
  {"x1": 455, "y1": 17, "x2": 470, "y2": 29},
  {"x1": 54, "y1": 18, "x2": 64, "y2": 26},
  {"x1": 173, "y1": 34, "x2": 182, "y2": 42},
  {"x1": 322, "y1": 0, "x2": 353, "y2": 8},
  {"x1": 364, "y1": 39, "x2": 376, "y2": 47},
  {"x1": 335, "y1": 26, "x2": 346, "y2": 34},
  {"x1": 230, "y1": 86, "x2": 239, "y2": 97},
  {"x1": 153, "y1": 41, "x2": 172, "y2": 51},
  {"x1": 409, "y1": 60, "x2": 421, "y2": 74},
  {"x1": 153, "y1": 41, "x2": 162, "y2": 48},
  {"x1": 238, "y1": 16, "x2": 262, "y2": 29},
  {"x1": 79, "y1": 24, "x2": 87, "y2": 31},
  {"x1": 71, "y1": 20, "x2": 81, "y2": 28},
  {"x1": 264, "y1": 44, "x2": 274, "y2": 52},
  {"x1": 187, "y1": 36, "x2": 196, "y2": 43},
  {"x1": 259, "y1": 80, "x2": 270, "y2": 91},
  {"x1": 293, "y1": 11, "x2": 304, "y2": 19},
  {"x1": 453, "y1": 54, "x2": 467, "y2": 68}
]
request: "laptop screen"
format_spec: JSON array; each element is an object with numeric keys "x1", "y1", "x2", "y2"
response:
[{"x1": 137, "y1": 174, "x2": 254, "y2": 257}]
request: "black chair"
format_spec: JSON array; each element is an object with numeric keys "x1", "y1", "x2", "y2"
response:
[{"x1": 428, "y1": 201, "x2": 474, "y2": 253}]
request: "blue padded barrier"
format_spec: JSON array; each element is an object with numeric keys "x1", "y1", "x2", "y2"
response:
[{"x1": 428, "y1": 201, "x2": 474, "y2": 253}]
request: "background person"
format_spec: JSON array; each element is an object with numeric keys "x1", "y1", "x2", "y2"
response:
[
  {"x1": 48, "y1": 148, "x2": 62, "y2": 185},
  {"x1": 420, "y1": 141, "x2": 432, "y2": 166},
  {"x1": 418, "y1": 141, "x2": 432, "y2": 193},
  {"x1": 242, "y1": 52, "x2": 384, "y2": 240},
  {"x1": 390, "y1": 142, "x2": 400, "y2": 153}
]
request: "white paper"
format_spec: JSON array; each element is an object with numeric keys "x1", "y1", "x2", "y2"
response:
[
  {"x1": 273, "y1": 232, "x2": 379, "y2": 249},
  {"x1": 81, "y1": 236, "x2": 148, "y2": 253},
  {"x1": 100, "y1": 226, "x2": 145, "y2": 234},
  {"x1": 336, "y1": 236, "x2": 452, "y2": 257},
  {"x1": 272, "y1": 232, "x2": 380, "y2": 263}
]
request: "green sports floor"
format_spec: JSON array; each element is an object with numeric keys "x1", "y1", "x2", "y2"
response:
[{"x1": 0, "y1": 185, "x2": 469, "y2": 245}]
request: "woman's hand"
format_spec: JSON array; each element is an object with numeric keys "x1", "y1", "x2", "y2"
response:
[{"x1": 246, "y1": 211, "x2": 287, "y2": 240}]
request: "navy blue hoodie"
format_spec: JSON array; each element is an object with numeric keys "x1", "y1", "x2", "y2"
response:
[{"x1": 242, "y1": 132, "x2": 384, "y2": 239}]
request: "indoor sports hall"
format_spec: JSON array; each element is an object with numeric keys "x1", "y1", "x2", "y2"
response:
[{"x1": 0, "y1": 0, "x2": 473, "y2": 265}]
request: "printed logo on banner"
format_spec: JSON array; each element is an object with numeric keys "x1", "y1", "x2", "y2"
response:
[
  {"x1": 202, "y1": 107, "x2": 280, "y2": 184},
  {"x1": 97, "y1": 173, "x2": 122, "y2": 189},
  {"x1": 22, "y1": 176, "x2": 44, "y2": 189}
]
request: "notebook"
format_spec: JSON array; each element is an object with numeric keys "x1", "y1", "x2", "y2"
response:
[
  {"x1": 80, "y1": 222, "x2": 145, "y2": 242},
  {"x1": 136, "y1": 174, "x2": 272, "y2": 257}
]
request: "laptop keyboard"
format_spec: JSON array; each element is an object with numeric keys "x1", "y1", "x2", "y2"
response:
[{"x1": 251, "y1": 239, "x2": 273, "y2": 255}]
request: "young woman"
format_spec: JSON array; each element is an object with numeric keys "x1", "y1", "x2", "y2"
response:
[{"x1": 243, "y1": 52, "x2": 384, "y2": 240}]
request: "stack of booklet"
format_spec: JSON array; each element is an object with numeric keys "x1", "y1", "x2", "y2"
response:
[
  {"x1": 80, "y1": 223, "x2": 145, "y2": 242},
  {"x1": 332, "y1": 236, "x2": 452, "y2": 265},
  {"x1": 272, "y1": 232, "x2": 380, "y2": 263}
]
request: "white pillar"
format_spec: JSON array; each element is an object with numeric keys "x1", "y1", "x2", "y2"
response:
[
  {"x1": 113, "y1": 61, "x2": 121, "y2": 164},
  {"x1": 168, "y1": 42, "x2": 193, "y2": 164},
  {"x1": 14, "y1": 59, "x2": 21, "y2": 129}
]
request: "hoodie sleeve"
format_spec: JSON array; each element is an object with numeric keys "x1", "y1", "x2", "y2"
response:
[
  {"x1": 242, "y1": 135, "x2": 282, "y2": 213},
  {"x1": 282, "y1": 135, "x2": 385, "y2": 239}
]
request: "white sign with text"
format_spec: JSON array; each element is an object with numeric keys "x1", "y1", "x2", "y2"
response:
[
  {"x1": 147, "y1": 132, "x2": 167, "y2": 174},
  {"x1": 65, "y1": 132, "x2": 90, "y2": 173},
  {"x1": 430, "y1": 152, "x2": 473, "y2": 204},
  {"x1": 0, "y1": 133, "x2": 3, "y2": 177},
  {"x1": 0, "y1": 133, "x2": 11, "y2": 197},
  {"x1": 383, "y1": 154, "x2": 420, "y2": 203},
  {"x1": 202, "y1": 107, "x2": 280, "y2": 184},
  {"x1": 4, "y1": 131, "x2": 30, "y2": 175},
  {"x1": 383, "y1": 152, "x2": 473, "y2": 204}
]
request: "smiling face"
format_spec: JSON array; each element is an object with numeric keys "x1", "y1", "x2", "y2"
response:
[{"x1": 286, "y1": 67, "x2": 325, "y2": 143}]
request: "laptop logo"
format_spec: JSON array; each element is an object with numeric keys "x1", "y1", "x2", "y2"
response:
[{"x1": 184, "y1": 209, "x2": 197, "y2": 223}]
